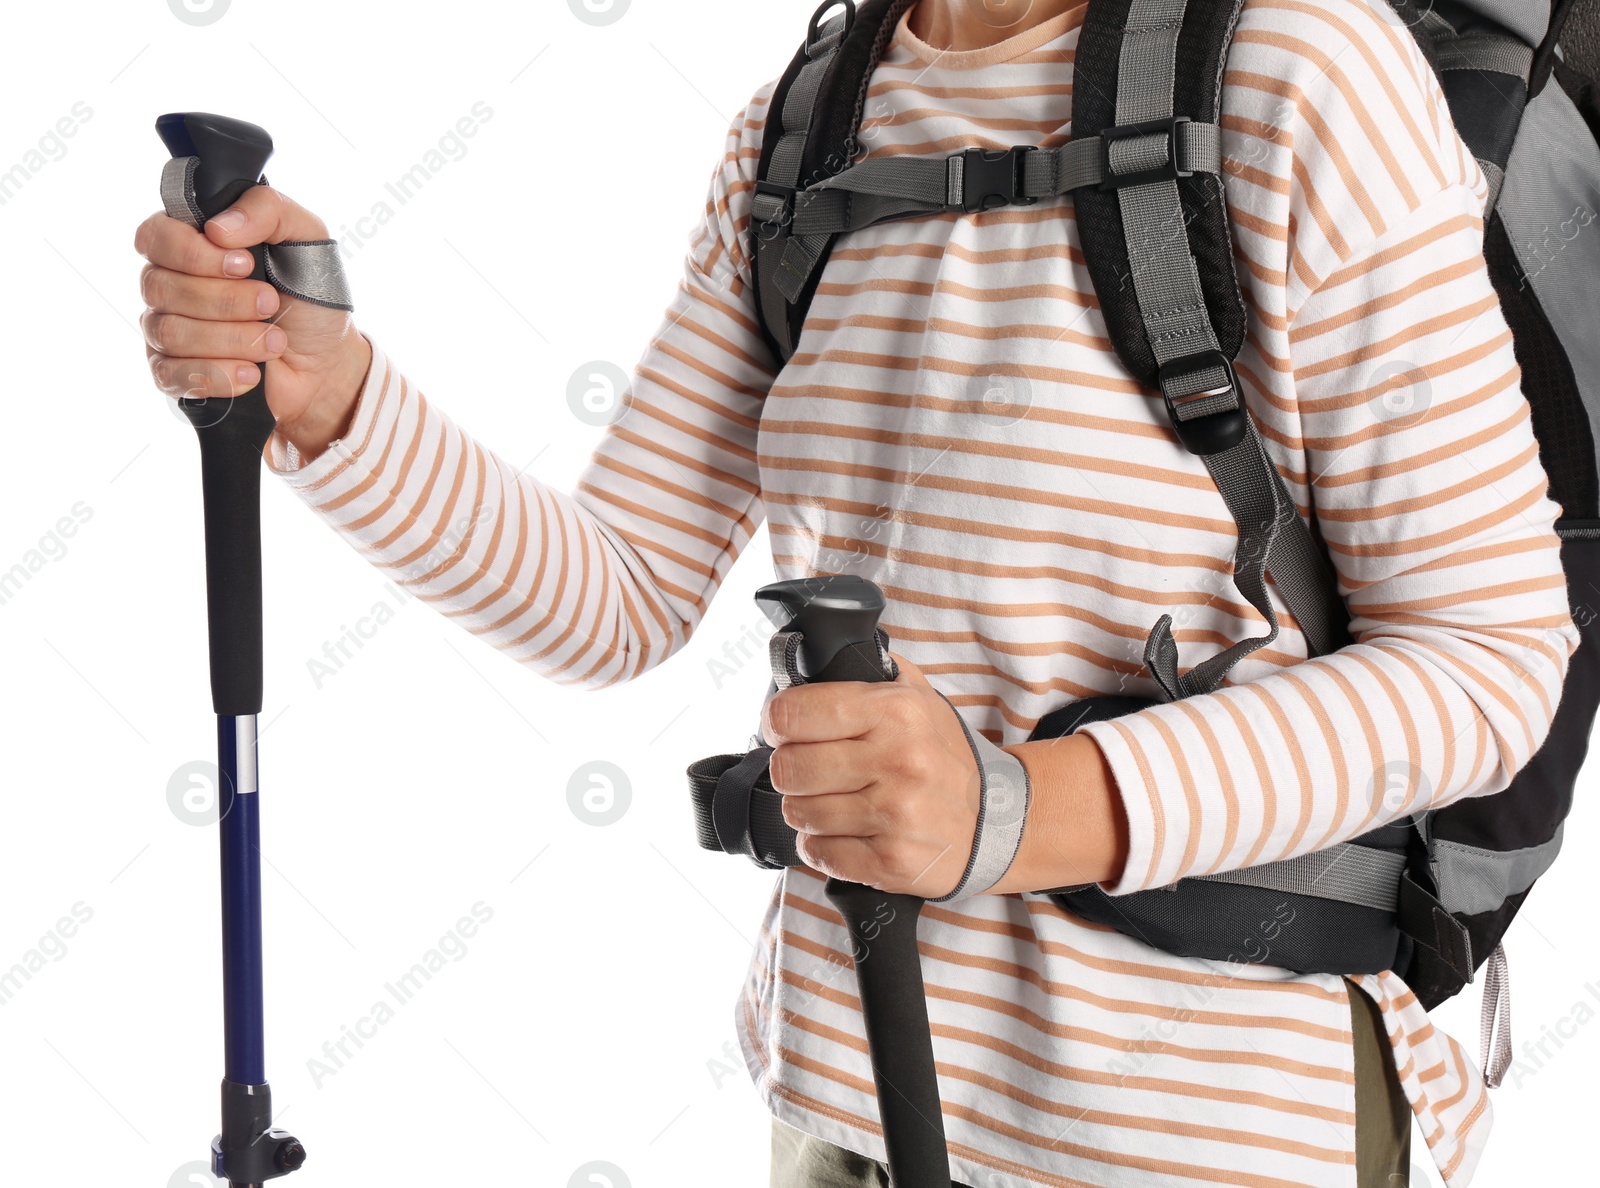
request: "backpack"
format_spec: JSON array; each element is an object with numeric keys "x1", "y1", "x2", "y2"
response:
[{"x1": 688, "y1": 0, "x2": 1600, "y2": 1088}]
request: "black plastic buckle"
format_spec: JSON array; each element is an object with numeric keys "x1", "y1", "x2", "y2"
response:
[
  {"x1": 1100, "y1": 115, "x2": 1193, "y2": 191},
  {"x1": 960, "y1": 146, "x2": 1037, "y2": 213},
  {"x1": 1157, "y1": 349, "x2": 1247, "y2": 455}
]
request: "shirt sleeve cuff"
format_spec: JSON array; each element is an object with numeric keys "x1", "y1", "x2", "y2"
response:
[
  {"x1": 264, "y1": 332, "x2": 398, "y2": 493},
  {"x1": 1076, "y1": 717, "x2": 1168, "y2": 896}
]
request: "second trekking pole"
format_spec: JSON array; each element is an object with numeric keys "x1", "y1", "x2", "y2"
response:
[{"x1": 757, "y1": 576, "x2": 953, "y2": 1188}]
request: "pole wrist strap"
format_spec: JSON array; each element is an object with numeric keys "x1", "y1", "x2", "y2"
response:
[
  {"x1": 930, "y1": 691, "x2": 1031, "y2": 902},
  {"x1": 161, "y1": 155, "x2": 355, "y2": 312}
]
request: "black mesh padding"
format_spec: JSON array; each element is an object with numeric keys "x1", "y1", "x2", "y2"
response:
[
  {"x1": 1070, "y1": 0, "x2": 1248, "y2": 386},
  {"x1": 1555, "y1": 59, "x2": 1600, "y2": 157},
  {"x1": 1052, "y1": 881, "x2": 1408, "y2": 975},
  {"x1": 1562, "y1": 0, "x2": 1600, "y2": 84},
  {"x1": 1483, "y1": 213, "x2": 1599, "y2": 520},
  {"x1": 1438, "y1": 71, "x2": 1527, "y2": 169},
  {"x1": 752, "y1": 0, "x2": 916, "y2": 361},
  {"x1": 799, "y1": 0, "x2": 918, "y2": 186}
]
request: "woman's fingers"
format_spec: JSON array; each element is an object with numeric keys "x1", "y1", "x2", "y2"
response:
[
  {"x1": 134, "y1": 210, "x2": 254, "y2": 278},
  {"x1": 140, "y1": 309, "x2": 287, "y2": 362},
  {"x1": 147, "y1": 353, "x2": 261, "y2": 400},
  {"x1": 140, "y1": 264, "x2": 279, "y2": 322}
]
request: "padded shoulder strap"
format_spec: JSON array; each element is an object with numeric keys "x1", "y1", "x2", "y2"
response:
[
  {"x1": 1072, "y1": 0, "x2": 1247, "y2": 389},
  {"x1": 752, "y1": 0, "x2": 914, "y2": 363},
  {"x1": 1071, "y1": 0, "x2": 1351, "y2": 694}
]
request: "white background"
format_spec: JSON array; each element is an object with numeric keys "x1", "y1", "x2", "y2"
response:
[{"x1": 0, "y1": 1, "x2": 1595, "y2": 1185}]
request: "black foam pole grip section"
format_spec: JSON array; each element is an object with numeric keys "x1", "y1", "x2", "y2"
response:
[
  {"x1": 826, "y1": 881, "x2": 951, "y2": 1187},
  {"x1": 755, "y1": 576, "x2": 952, "y2": 1187},
  {"x1": 156, "y1": 113, "x2": 277, "y2": 715}
]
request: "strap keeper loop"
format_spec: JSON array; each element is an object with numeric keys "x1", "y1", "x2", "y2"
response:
[{"x1": 1100, "y1": 115, "x2": 1194, "y2": 190}]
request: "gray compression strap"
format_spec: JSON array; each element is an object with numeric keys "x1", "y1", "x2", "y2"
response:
[
  {"x1": 1185, "y1": 842, "x2": 1407, "y2": 912},
  {"x1": 928, "y1": 691, "x2": 1030, "y2": 902},
  {"x1": 1433, "y1": 34, "x2": 1536, "y2": 80},
  {"x1": 161, "y1": 156, "x2": 354, "y2": 312}
]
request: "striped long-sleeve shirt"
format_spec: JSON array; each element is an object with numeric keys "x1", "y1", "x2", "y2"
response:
[{"x1": 266, "y1": 1, "x2": 1579, "y2": 1184}]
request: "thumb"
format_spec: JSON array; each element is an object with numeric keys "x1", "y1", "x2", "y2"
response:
[{"x1": 202, "y1": 184, "x2": 328, "y2": 249}]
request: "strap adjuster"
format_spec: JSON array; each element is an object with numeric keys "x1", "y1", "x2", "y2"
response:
[
  {"x1": 959, "y1": 146, "x2": 1037, "y2": 212},
  {"x1": 752, "y1": 180, "x2": 795, "y2": 241},
  {"x1": 1100, "y1": 115, "x2": 1194, "y2": 191},
  {"x1": 1157, "y1": 349, "x2": 1247, "y2": 455}
]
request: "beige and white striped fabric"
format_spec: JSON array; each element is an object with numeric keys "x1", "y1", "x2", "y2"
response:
[{"x1": 266, "y1": 1, "x2": 1578, "y2": 1183}]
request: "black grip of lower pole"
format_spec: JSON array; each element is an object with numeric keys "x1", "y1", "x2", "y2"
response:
[
  {"x1": 756, "y1": 576, "x2": 953, "y2": 1187},
  {"x1": 826, "y1": 882, "x2": 951, "y2": 1188},
  {"x1": 156, "y1": 113, "x2": 277, "y2": 716}
]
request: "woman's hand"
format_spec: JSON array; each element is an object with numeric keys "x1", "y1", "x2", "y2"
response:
[
  {"x1": 135, "y1": 185, "x2": 371, "y2": 460},
  {"x1": 763, "y1": 655, "x2": 980, "y2": 897}
]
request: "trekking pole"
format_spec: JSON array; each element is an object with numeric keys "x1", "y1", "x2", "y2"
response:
[
  {"x1": 757, "y1": 576, "x2": 952, "y2": 1188},
  {"x1": 155, "y1": 112, "x2": 307, "y2": 1187}
]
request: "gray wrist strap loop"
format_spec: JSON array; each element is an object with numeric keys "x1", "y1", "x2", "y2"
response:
[
  {"x1": 930, "y1": 691, "x2": 1031, "y2": 902},
  {"x1": 160, "y1": 156, "x2": 206, "y2": 229},
  {"x1": 160, "y1": 155, "x2": 354, "y2": 312},
  {"x1": 262, "y1": 240, "x2": 354, "y2": 311}
]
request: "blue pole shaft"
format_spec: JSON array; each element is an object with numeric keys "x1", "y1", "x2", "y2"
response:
[{"x1": 218, "y1": 714, "x2": 266, "y2": 1086}]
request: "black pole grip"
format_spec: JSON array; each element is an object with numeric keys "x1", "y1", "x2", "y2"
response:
[
  {"x1": 755, "y1": 576, "x2": 952, "y2": 1188},
  {"x1": 156, "y1": 113, "x2": 277, "y2": 716}
]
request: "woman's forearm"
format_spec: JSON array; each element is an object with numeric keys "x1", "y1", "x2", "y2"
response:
[{"x1": 988, "y1": 734, "x2": 1129, "y2": 895}]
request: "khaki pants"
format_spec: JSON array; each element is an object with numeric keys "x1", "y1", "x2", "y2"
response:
[{"x1": 772, "y1": 978, "x2": 1411, "y2": 1187}]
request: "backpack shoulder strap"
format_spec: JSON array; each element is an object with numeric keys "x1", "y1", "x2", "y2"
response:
[
  {"x1": 1070, "y1": 0, "x2": 1350, "y2": 697},
  {"x1": 751, "y1": 0, "x2": 915, "y2": 364}
]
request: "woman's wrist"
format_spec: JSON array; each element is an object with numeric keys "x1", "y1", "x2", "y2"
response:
[
  {"x1": 984, "y1": 733, "x2": 1129, "y2": 895},
  {"x1": 278, "y1": 332, "x2": 373, "y2": 462}
]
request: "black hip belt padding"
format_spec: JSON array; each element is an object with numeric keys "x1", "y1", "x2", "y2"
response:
[
  {"x1": 1033, "y1": 694, "x2": 1415, "y2": 976},
  {"x1": 686, "y1": 693, "x2": 1439, "y2": 979}
]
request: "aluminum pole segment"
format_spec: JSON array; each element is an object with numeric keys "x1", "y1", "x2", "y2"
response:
[{"x1": 218, "y1": 714, "x2": 265, "y2": 1086}]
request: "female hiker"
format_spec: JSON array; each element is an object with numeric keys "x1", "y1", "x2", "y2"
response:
[{"x1": 134, "y1": 0, "x2": 1579, "y2": 1183}]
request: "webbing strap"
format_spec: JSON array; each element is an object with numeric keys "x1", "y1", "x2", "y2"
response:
[
  {"x1": 1115, "y1": 0, "x2": 1222, "y2": 377},
  {"x1": 161, "y1": 155, "x2": 354, "y2": 312},
  {"x1": 1188, "y1": 841, "x2": 1406, "y2": 912},
  {"x1": 1433, "y1": 33, "x2": 1536, "y2": 79},
  {"x1": 787, "y1": 123, "x2": 1223, "y2": 236},
  {"x1": 1479, "y1": 942, "x2": 1513, "y2": 1087}
]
